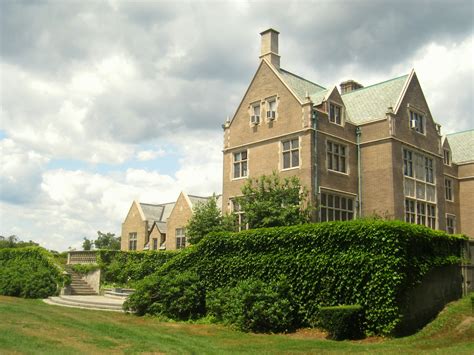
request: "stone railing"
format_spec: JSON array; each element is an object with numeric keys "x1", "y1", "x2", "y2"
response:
[{"x1": 67, "y1": 251, "x2": 97, "y2": 265}]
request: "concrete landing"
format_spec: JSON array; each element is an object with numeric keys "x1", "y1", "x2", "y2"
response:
[{"x1": 44, "y1": 295, "x2": 126, "y2": 312}]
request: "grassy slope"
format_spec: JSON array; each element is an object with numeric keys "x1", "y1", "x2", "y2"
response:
[{"x1": 0, "y1": 295, "x2": 472, "y2": 354}]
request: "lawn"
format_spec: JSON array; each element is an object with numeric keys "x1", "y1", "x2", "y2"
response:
[{"x1": 0, "y1": 294, "x2": 472, "y2": 354}]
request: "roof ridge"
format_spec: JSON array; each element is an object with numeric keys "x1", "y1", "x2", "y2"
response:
[
  {"x1": 341, "y1": 74, "x2": 409, "y2": 96},
  {"x1": 279, "y1": 68, "x2": 326, "y2": 91},
  {"x1": 446, "y1": 129, "x2": 474, "y2": 136},
  {"x1": 140, "y1": 201, "x2": 175, "y2": 207}
]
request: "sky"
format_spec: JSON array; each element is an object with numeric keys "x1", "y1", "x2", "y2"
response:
[{"x1": 1, "y1": 0, "x2": 473, "y2": 251}]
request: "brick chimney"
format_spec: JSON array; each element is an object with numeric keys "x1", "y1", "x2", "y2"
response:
[
  {"x1": 340, "y1": 80, "x2": 364, "y2": 94},
  {"x1": 260, "y1": 28, "x2": 280, "y2": 69}
]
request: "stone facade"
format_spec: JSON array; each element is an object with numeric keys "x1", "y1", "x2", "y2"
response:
[{"x1": 222, "y1": 29, "x2": 474, "y2": 238}]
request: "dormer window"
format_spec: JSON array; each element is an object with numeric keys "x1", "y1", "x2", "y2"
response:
[
  {"x1": 250, "y1": 103, "x2": 260, "y2": 125},
  {"x1": 329, "y1": 102, "x2": 342, "y2": 125},
  {"x1": 443, "y1": 149, "x2": 451, "y2": 166},
  {"x1": 410, "y1": 111, "x2": 425, "y2": 134},
  {"x1": 267, "y1": 98, "x2": 276, "y2": 120}
]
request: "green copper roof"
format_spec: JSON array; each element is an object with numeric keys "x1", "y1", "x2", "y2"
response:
[
  {"x1": 341, "y1": 74, "x2": 409, "y2": 124},
  {"x1": 446, "y1": 130, "x2": 474, "y2": 164},
  {"x1": 278, "y1": 68, "x2": 326, "y2": 102}
]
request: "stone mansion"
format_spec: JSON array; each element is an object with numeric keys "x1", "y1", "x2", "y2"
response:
[{"x1": 121, "y1": 29, "x2": 473, "y2": 251}]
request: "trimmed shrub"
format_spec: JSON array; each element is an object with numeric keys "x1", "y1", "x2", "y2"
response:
[
  {"x1": 97, "y1": 250, "x2": 178, "y2": 286},
  {"x1": 207, "y1": 276, "x2": 298, "y2": 333},
  {"x1": 317, "y1": 305, "x2": 364, "y2": 340},
  {"x1": 129, "y1": 220, "x2": 465, "y2": 335},
  {"x1": 0, "y1": 247, "x2": 64, "y2": 298},
  {"x1": 124, "y1": 270, "x2": 205, "y2": 320}
]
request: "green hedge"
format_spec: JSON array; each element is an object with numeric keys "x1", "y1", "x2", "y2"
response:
[
  {"x1": 126, "y1": 220, "x2": 465, "y2": 335},
  {"x1": 317, "y1": 305, "x2": 364, "y2": 340},
  {"x1": 97, "y1": 250, "x2": 179, "y2": 286},
  {"x1": 0, "y1": 247, "x2": 64, "y2": 298}
]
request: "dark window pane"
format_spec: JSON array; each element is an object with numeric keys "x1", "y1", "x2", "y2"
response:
[
  {"x1": 335, "y1": 210, "x2": 341, "y2": 220},
  {"x1": 292, "y1": 150, "x2": 299, "y2": 167},
  {"x1": 283, "y1": 152, "x2": 290, "y2": 169}
]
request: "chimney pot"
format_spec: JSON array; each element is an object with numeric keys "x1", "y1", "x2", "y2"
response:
[{"x1": 340, "y1": 80, "x2": 364, "y2": 94}]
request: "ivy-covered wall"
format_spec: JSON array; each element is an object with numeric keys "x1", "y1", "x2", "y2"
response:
[
  {"x1": 128, "y1": 220, "x2": 466, "y2": 335},
  {"x1": 97, "y1": 250, "x2": 178, "y2": 286}
]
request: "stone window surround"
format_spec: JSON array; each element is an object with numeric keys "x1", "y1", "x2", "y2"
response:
[
  {"x1": 326, "y1": 139, "x2": 348, "y2": 175},
  {"x1": 176, "y1": 228, "x2": 186, "y2": 249},
  {"x1": 232, "y1": 150, "x2": 248, "y2": 180},
  {"x1": 328, "y1": 101, "x2": 344, "y2": 126},
  {"x1": 281, "y1": 136, "x2": 300, "y2": 171},
  {"x1": 445, "y1": 177, "x2": 454, "y2": 202},
  {"x1": 128, "y1": 232, "x2": 137, "y2": 251},
  {"x1": 407, "y1": 104, "x2": 426, "y2": 135},
  {"x1": 319, "y1": 189, "x2": 355, "y2": 222},
  {"x1": 446, "y1": 214, "x2": 456, "y2": 234},
  {"x1": 443, "y1": 149, "x2": 451, "y2": 166}
]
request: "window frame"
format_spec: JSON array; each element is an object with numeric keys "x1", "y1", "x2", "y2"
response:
[
  {"x1": 281, "y1": 137, "x2": 300, "y2": 170},
  {"x1": 444, "y1": 177, "x2": 453, "y2": 202},
  {"x1": 250, "y1": 102, "x2": 261, "y2": 125},
  {"x1": 328, "y1": 101, "x2": 343, "y2": 126},
  {"x1": 320, "y1": 191, "x2": 355, "y2": 222},
  {"x1": 326, "y1": 140, "x2": 347, "y2": 174},
  {"x1": 232, "y1": 150, "x2": 248, "y2": 180},
  {"x1": 175, "y1": 228, "x2": 186, "y2": 249},
  {"x1": 409, "y1": 109, "x2": 425, "y2": 135},
  {"x1": 446, "y1": 214, "x2": 456, "y2": 234},
  {"x1": 266, "y1": 96, "x2": 277, "y2": 121},
  {"x1": 231, "y1": 199, "x2": 248, "y2": 232},
  {"x1": 443, "y1": 149, "x2": 451, "y2": 166},
  {"x1": 128, "y1": 232, "x2": 137, "y2": 251}
]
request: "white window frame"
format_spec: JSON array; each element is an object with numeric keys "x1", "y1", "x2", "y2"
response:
[
  {"x1": 446, "y1": 214, "x2": 456, "y2": 234},
  {"x1": 176, "y1": 228, "x2": 186, "y2": 249},
  {"x1": 320, "y1": 191, "x2": 355, "y2": 222},
  {"x1": 231, "y1": 199, "x2": 248, "y2": 232},
  {"x1": 233, "y1": 150, "x2": 248, "y2": 180},
  {"x1": 405, "y1": 199, "x2": 436, "y2": 229},
  {"x1": 327, "y1": 140, "x2": 347, "y2": 174},
  {"x1": 281, "y1": 137, "x2": 300, "y2": 170},
  {"x1": 328, "y1": 101, "x2": 343, "y2": 126}
]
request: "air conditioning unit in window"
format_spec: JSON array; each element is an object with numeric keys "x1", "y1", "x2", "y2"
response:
[
  {"x1": 267, "y1": 111, "x2": 276, "y2": 120},
  {"x1": 251, "y1": 115, "x2": 260, "y2": 125}
]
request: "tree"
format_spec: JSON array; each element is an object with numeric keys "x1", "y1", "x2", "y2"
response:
[
  {"x1": 0, "y1": 235, "x2": 39, "y2": 249},
  {"x1": 236, "y1": 172, "x2": 312, "y2": 229},
  {"x1": 93, "y1": 231, "x2": 121, "y2": 250},
  {"x1": 82, "y1": 237, "x2": 93, "y2": 251},
  {"x1": 186, "y1": 195, "x2": 235, "y2": 244}
]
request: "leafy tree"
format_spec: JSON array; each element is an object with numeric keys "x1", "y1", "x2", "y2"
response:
[
  {"x1": 93, "y1": 231, "x2": 121, "y2": 250},
  {"x1": 236, "y1": 172, "x2": 311, "y2": 229},
  {"x1": 0, "y1": 235, "x2": 39, "y2": 249},
  {"x1": 186, "y1": 195, "x2": 235, "y2": 244},
  {"x1": 82, "y1": 237, "x2": 93, "y2": 251}
]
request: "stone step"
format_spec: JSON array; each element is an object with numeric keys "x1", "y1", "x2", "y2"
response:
[{"x1": 44, "y1": 296, "x2": 124, "y2": 312}]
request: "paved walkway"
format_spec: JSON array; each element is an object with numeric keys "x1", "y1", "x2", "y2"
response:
[{"x1": 44, "y1": 295, "x2": 126, "y2": 312}]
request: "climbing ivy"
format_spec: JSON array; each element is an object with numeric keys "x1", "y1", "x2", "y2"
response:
[{"x1": 126, "y1": 220, "x2": 466, "y2": 335}]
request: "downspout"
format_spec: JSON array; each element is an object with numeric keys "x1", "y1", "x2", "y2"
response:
[
  {"x1": 356, "y1": 127, "x2": 362, "y2": 218},
  {"x1": 312, "y1": 111, "x2": 319, "y2": 221}
]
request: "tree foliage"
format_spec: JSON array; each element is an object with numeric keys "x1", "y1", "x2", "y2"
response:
[
  {"x1": 186, "y1": 195, "x2": 235, "y2": 244},
  {"x1": 82, "y1": 237, "x2": 93, "y2": 251},
  {"x1": 0, "y1": 235, "x2": 39, "y2": 249},
  {"x1": 93, "y1": 231, "x2": 121, "y2": 250},
  {"x1": 236, "y1": 172, "x2": 311, "y2": 229}
]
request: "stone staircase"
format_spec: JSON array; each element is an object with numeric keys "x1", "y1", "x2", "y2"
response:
[
  {"x1": 65, "y1": 266, "x2": 97, "y2": 296},
  {"x1": 44, "y1": 295, "x2": 125, "y2": 312}
]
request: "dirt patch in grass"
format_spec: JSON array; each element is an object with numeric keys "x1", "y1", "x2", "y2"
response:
[
  {"x1": 284, "y1": 328, "x2": 328, "y2": 340},
  {"x1": 455, "y1": 316, "x2": 474, "y2": 334}
]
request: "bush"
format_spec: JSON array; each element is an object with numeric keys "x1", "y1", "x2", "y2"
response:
[
  {"x1": 207, "y1": 277, "x2": 298, "y2": 333},
  {"x1": 0, "y1": 247, "x2": 64, "y2": 298},
  {"x1": 97, "y1": 250, "x2": 178, "y2": 286},
  {"x1": 130, "y1": 220, "x2": 465, "y2": 335},
  {"x1": 124, "y1": 271, "x2": 205, "y2": 320},
  {"x1": 317, "y1": 305, "x2": 364, "y2": 340}
]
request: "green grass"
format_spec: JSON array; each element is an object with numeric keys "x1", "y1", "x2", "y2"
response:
[{"x1": 0, "y1": 294, "x2": 473, "y2": 354}]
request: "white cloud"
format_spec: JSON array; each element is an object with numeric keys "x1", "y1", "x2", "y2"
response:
[{"x1": 136, "y1": 149, "x2": 166, "y2": 161}]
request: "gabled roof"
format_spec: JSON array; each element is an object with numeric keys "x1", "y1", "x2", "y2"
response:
[
  {"x1": 341, "y1": 74, "x2": 409, "y2": 124},
  {"x1": 446, "y1": 129, "x2": 474, "y2": 164},
  {"x1": 278, "y1": 68, "x2": 326, "y2": 102},
  {"x1": 139, "y1": 201, "x2": 176, "y2": 224},
  {"x1": 151, "y1": 221, "x2": 167, "y2": 234},
  {"x1": 187, "y1": 194, "x2": 223, "y2": 212}
]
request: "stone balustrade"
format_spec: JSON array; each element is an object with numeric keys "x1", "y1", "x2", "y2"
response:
[{"x1": 67, "y1": 251, "x2": 97, "y2": 265}]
